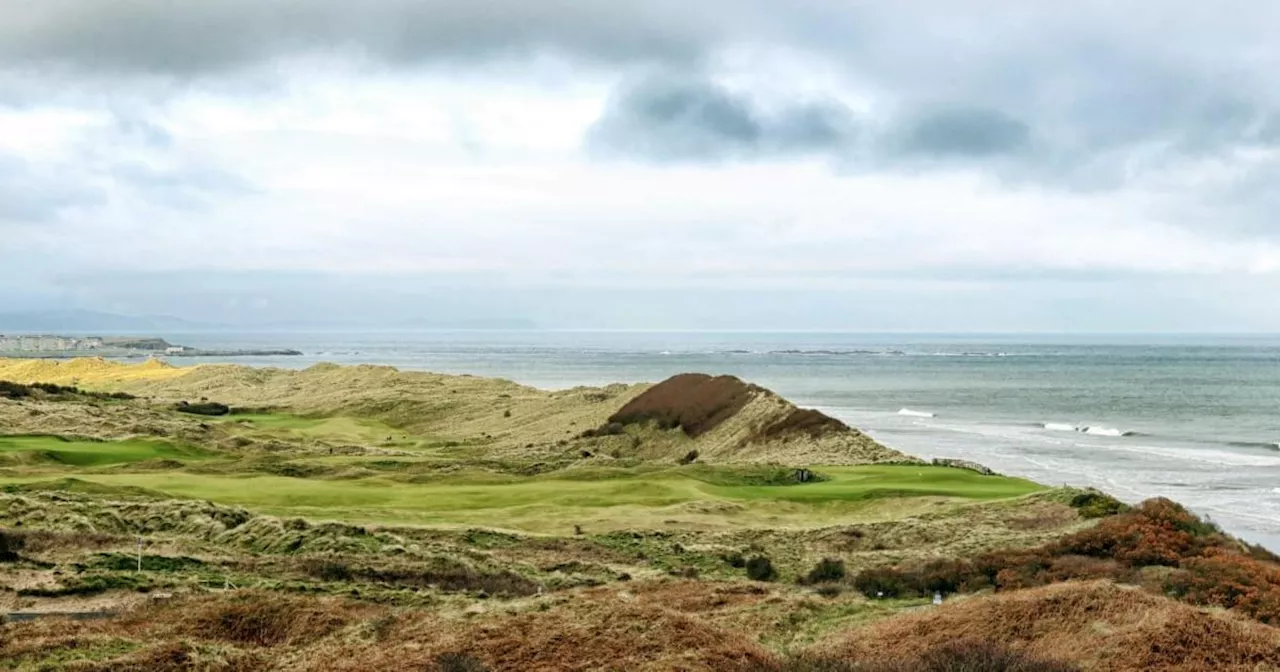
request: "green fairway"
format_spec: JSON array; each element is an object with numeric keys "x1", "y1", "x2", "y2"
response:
[
  {"x1": 0, "y1": 435, "x2": 210, "y2": 467},
  {"x1": 0, "y1": 464, "x2": 1043, "y2": 532}
]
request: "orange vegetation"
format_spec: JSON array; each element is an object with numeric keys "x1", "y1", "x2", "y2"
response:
[
  {"x1": 853, "y1": 497, "x2": 1280, "y2": 625},
  {"x1": 818, "y1": 581, "x2": 1280, "y2": 672}
]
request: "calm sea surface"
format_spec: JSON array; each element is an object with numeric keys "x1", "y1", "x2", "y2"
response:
[{"x1": 158, "y1": 331, "x2": 1280, "y2": 549}]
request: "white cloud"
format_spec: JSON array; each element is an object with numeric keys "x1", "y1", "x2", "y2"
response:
[{"x1": 2, "y1": 7, "x2": 1280, "y2": 329}]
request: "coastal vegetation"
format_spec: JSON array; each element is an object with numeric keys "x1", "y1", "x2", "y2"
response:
[{"x1": 2, "y1": 358, "x2": 1280, "y2": 670}]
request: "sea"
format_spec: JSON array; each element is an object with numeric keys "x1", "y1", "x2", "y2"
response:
[{"x1": 156, "y1": 331, "x2": 1280, "y2": 549}]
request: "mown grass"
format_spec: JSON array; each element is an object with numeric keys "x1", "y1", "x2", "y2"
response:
[
  {"x1": 0, "y1": 465, "x2": 1043, "y2": 533},
  {"x1": 0, "y1": 435, "x2": 212, "y2": 467}
]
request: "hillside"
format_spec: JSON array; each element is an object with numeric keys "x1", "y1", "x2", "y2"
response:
[
  {"x1": 0, "y1": 358, "x2": 907, "y2": 465},
  {"x1": 4, "y1": 358, "x2": 1280, "y2": 671}
]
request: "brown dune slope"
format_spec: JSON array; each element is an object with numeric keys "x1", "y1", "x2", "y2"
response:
[{"x1": 608, "y1": 373, "x2": 909, "y2": 464}]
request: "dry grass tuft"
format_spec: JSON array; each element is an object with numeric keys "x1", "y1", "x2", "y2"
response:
[{"x1": 172, "y1": 593, "x2": 363, "y2": 647}]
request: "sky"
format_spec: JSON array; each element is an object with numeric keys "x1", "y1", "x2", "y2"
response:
[{"x1": 2, "y1": 1, "x2": 1279, "y2": 331}]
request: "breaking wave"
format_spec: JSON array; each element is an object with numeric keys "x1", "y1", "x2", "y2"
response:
[
  {"x1": 1081, "y1": 426, "x2": 1134, "y2": 437},
  {"x1": 898, "y1": 408, "x2": 936, "y2": 418},
  {"x1": 1228, "y1": 441, "x2": 1280, "y2": 452},
  {"x1": 1040, "y1": 422, "x2": 1137, "y2": 437}
]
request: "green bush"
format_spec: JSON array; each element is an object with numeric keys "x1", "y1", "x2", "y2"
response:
[
  {"x1": 175, "y1": 401, "x2": 231, "y2": 416},
  {"x1": 0, "y1": 529, "x2": 23, "y2": 562},
  {"x1": 746, "y1": 556, "x2": 777, "y2": 582},
  {"x1": 804, "y1": 558, "x2": 847, "y2": 584},
  {"x1": 853, "y1": 567, "x2": 919, "y2": 599},
  {"x1": 1069, "y1": 491, "x2": 1129, "y2": 519}
]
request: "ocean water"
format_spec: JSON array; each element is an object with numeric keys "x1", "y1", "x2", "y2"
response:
[{"x1": 160, "y1": 331, "x2": 1280, "y2": 549}]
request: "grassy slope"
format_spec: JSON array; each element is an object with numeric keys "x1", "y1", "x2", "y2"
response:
[
  {"x1": 0, "y1": 435, "x2": 210, "y2": 467},
  {"x1": 0, "y1": 359, "x2": 1106, "y2": 671},
  {"x1": 0, "y1": 465, "x2": 1043, "y2": 533}
]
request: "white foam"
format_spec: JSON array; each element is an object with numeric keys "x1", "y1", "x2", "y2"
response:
[
  {"x1": 1081, "y1": 426, "x2": 1128, "y2": 437},
  {"x1": 897, "y1": 408, "x2": 936, "y2": 418},
  {"x1": 1042, "y1": 422, "x2": 1078, "y2": 432}
]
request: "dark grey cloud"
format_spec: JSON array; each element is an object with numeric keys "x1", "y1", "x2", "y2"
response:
[
  {"x1": 585, "y1": 73, "x2": 857, "y2": 162},
  {"x1": 891, "y1": 107, "x2": 1030, "y2": 159},
  {"x1": 586, "y1": 75, "x2": 1035, "y2": 166},
  {"x1": 4, "y1": 0, "x2": 1280, "y2": 211},
  {"x1": 0, "y1": 0, "x2": 728, "y2": 76}
]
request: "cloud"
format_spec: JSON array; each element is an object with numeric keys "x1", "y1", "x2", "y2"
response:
[
  {"x1": 585, "y1": 73, "x2": 857, "y2": 162},
  {"x1": 0, "y1": 152, "x2": 103, "y2": 223},
  {"x1": 888, "y1": 107, "x2": 1030, "y2": 159},
  {"x1": 0, "y1": 0, "x2": 724, "y2": 76},
  {"x1": 3, "y1": 1, "x2": 1280, "y2": 331}
]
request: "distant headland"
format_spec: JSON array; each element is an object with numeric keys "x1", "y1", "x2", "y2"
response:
[{"x1": 0, "y1": 334, "x2": 301, "y2": 358}]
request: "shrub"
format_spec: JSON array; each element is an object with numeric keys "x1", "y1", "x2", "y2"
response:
[
  {"x1": 680, "y1": 449, "x2": 700, "y2": 465},
  {"x1": 175, "y1": 401, "x2": 231, "y2": 416},
  {"x1": 436, "y1": 652, "x2": 490, "y2": 672},
  {"x1": 910, "y1": 639, "x2": 1079, "y2": 672},
  {"x1": 752, "y1": 639, "x2": 1078, "y2": 672},
  {"x1": 1069, "y1": 491, "x2": 1128, "y2": 519},
  {"x1": 853, "y1": 567, "x2": 919, "y2": 599},
  {"x1": 804, "y1": 558, "x2": 847, "y2": 584},
  {"x1": 916, "y1": 558, "x2": 975, "y2": 596},
  {"x1": 187, "y1": 595, "x2": 351, "y2": 646},
  {"x1": 847, "y1": 496, "x2": 1280, "y2": 626},
  {"x1": 746, "y1": 556, "x2": 777, "y2": 582},
  {"x1": 723, "y1": 551, "x2": 747, "y2": 568},
  {"x1": 322, "y1": 560, "x2": 540, "y2": 597},
  {"x1": 1163, "y1": 553, "x2": 1280, "y2": 624},
  {"x1": 0, "y1": 530, "x2": 23, "y2": 562},
  {"x1": 0, "y1": 381, "x2": 31, "y2": 399}
]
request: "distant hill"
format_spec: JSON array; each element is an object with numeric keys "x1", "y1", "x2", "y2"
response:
[
  {"x1": 391, "y1": 317, "x2": 539, "y2": 330},
  {"x1": 0, "y1": 310, "x2": 212, "y2": 333}
]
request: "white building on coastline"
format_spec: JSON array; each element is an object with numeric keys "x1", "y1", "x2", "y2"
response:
[{"x1": 0, "y1": 335, "x2": 105, "y2": 352}]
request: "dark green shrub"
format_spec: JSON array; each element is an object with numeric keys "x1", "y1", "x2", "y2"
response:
[
  {"x1": 175, "y1": 401, "x2": 231, "y2": 416},
  {"x1": 746, "y1": 556, "x2": 777, "y2": 582},
  {"x1": 0, "y1": 529, "x2": 23, "y2": 562},
  {"x1": 1069, "y1": 491, "x2": 1129, "y2": 519},
  {"x1": 853, "y1": 567, "x2": 919, "y2": 599},
  {"x1": 723, "y1": 551, "x2": 747, "y2": 568},
  {"x1": 680, "y1": 449, "x2": 700, "y2": 465},
  {"x1": 804, "y1": 558, "x2": 847, "y2": 584}
]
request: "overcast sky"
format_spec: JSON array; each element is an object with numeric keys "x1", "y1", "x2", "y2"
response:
[{"x1": 2, "y1": 1, "x2": 1279, "y2": 330}]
